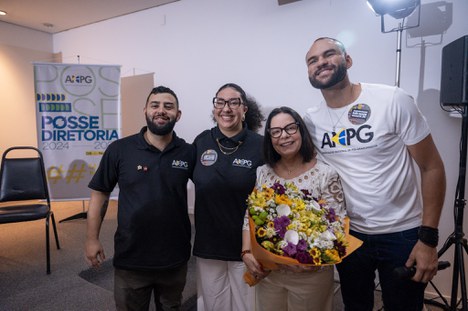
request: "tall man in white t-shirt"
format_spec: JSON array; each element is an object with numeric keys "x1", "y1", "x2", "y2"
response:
[{"x1": 303, "y1": 37, "x2": 446, "y2": 311}]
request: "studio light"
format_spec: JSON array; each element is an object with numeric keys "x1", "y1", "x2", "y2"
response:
[
  {"x1": 366, "y1": 0, "x2": 421, "y2": 87},
  {"x1": 367, "y1": 0, "x2": 420, "y2": 19}
]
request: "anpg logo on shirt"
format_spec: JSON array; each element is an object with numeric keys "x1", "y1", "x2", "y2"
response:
[
  {"x1": 172, "y1": 159, "x2": 189, "y2": 170},
  {"x1": 232, "y1": 158, "x2": 252, "y2": 169},
  {"x1": 321, "y1": 124, "x2": 374, "y2": 148}
]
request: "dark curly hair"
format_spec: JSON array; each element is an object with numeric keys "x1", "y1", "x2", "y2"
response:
[{"x1": 212, "y1": 83, "x2": 265, "y2": 133}]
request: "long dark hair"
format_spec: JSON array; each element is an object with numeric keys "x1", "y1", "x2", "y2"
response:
[
  {"x1": 263, "y1": 106, "x2": 316, "y2": 167},
  {"x1": 214, "y1": 83, "x2": 264, "y2": 133}
]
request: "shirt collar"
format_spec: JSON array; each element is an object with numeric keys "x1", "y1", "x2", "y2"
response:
[
  {"x1": 137, "y1": 126, "x2": 181, "y2": 151},
  {"x1": 213, "y1": 123, "x2": 248, "y2": 147}
]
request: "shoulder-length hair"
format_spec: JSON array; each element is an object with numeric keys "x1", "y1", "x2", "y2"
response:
[{"x1": 263, "y1": 106, "x2": 316, "y2": 167}]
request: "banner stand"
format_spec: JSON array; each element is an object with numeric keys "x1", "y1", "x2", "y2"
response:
[
  {"x1": 60, "y1": 200, "x2": 87, "y2": 223},
  {"x1": 33, "y1": 63, "x2": 121, "y2": 210}
]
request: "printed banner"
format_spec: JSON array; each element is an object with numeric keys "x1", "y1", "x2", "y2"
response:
[{"x1": 34, "y1": 63, "x2": 121, "y2": 200}]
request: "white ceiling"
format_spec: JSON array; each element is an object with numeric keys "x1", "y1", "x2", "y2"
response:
[{"x1": 0, "y1": 0, "x2": 179, "y2": 34}]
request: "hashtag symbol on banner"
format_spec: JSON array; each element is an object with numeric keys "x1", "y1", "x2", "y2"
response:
[
  {"x1": 88, "y1": 164, "x2": 97, "y2": 175},
  {"x1": 66, "y1": 163, "x2": 87, "y2": 184},
  {"x1": 47, "y1": 166, "x2": 64, "y2": 184}
]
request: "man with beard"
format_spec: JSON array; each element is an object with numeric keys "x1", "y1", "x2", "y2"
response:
[
  {"x1": 303, "y1": 37, "x2": 446, "y2": 311},
  {"x1": 85, "y1": 86, "x2": 195, "y2": 311}
]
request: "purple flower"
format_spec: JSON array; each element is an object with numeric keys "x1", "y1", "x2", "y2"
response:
[
  {"x1": 334, "y1": 240, "x2": 347, "y2": 257},
  {"x1": 325, "y1": 208, "x2": 336, "y2": 222},
  {"x1": 282, "y1": 242, "x2": 297, "y2": 257},
  {"x1": 296, "y1": 251, "x2": 314, "y2": 264},
  {"x1": 272, "y1": 182, "x2": 286, "y2": 195},
  {"x1": 274, "y1": 216, "x2": 290, "y2": 238},
  {"x1": 300, "y1": 189, "x2": 311, "y2": 198},
  {"x1": 297, "y1": 239, "x2": 308, "y2": 251}
]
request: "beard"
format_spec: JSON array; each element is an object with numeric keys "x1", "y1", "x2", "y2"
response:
[
  {"x1": 308, "y1": 60, "x2": 347, "y2": 90},
  {"x1": 146, "y1": 115, "x2": 177, "y2": 136}
]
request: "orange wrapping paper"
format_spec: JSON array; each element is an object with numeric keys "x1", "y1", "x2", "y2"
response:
[{"x1": 243, "y1": 216, "x2": 363, "y2": 286}]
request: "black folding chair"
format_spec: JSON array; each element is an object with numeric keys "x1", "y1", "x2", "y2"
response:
[{"x1": 0, "y1": 146, "x2": 60, "y2": 274}]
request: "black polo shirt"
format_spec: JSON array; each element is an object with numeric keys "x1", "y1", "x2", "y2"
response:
[
  {"x1": 192, "y1": 126, "x2": 264, "y2": 261},
  {"x1": 89, "y1": 127, "x2": 195, "y2": 271}
]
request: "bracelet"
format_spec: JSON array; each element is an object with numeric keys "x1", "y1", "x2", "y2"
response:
[
  {"x1": 418, "y1": 225, "x2": 439, "y2": 248},
  {"x1": 241, "y1": 249, "x2": 251, "y2": 259}
]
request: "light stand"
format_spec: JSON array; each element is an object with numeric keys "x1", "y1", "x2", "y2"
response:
[
  {"x1": 372, "y1": 2, "x2": 421, "y2": 87},
  {"x1": 395, "y1": 23, "x2": 403, "y2": 87},
  {"x1": 366, "y1": 2, "x2": 467, "y2": 309},
  {"x1": 428, "y1": 105, "x2": 468, "y2": 311},
  {"x1": 60, "y1": 200, "x2": 87, "y2": 223}
]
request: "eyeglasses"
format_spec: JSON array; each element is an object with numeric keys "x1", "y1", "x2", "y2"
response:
[
  {"x1": 213, "y1": 97, "x2": 242, "y2": 109},
  {"x1": 267, "y1": 122, "x2": 300, "y2": 138}
]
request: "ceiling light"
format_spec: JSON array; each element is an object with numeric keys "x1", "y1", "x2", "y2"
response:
[
  {"x1": 0, "y1": 10, "x2": 7, "y2": 16},
  {"x1": 367, "y1": 0, "x2": 420, "y2": 19}
]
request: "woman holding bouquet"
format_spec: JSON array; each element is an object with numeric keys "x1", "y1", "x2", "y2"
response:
[
  {"x1": 242, "y1": 106, "x2": 345, "y2": 311},
  {"x1": 192, "y1": 83, "x2": 265, "y2": 311}
]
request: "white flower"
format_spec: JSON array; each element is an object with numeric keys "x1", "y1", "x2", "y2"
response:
[
  {"x1": 277, "y1": 204, "x2": 291, "y2": 217},
  {"x1": 253, "y1": 206, "x2": 263, "y2": 212},
  {"x1": 277, "y1": 240, "x2": 288, "y2": 249},
  {"x1": 289, "y1": 219, "x2": 301, "y2": 230},
  {"x1": 316, "y1": 239, "x2": 334, "y2": 249},
  {"x1": 265, "y1": 227, "x2": 276, "y2": 238},
  {"x1": 284, "y1": 230, "x2": 299, "y2": 245},
  {"x1": 320, "y1": 230, "x2": 337, "y2": 242},
  {"x1": 298, "y1": 231, "x2": 308, "y2": 242},
  {"x1": 309, "y1": 199, "x2": 322, "y2": 211}
]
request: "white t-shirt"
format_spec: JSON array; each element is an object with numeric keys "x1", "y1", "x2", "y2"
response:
[{"x1": 304, "y1": 83, "x2": 430, "y2": 234}]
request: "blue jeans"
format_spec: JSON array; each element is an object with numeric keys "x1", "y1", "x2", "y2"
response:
[{"x1": 336, "y1": 227, "x2": 427, "y2": 311}]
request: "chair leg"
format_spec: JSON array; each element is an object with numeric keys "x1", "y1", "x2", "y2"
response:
[
  {"x1": 46, "y1": 215, "x2": 51, "y2": 274},
  {"x1": 50, "y1": 212, "x2": 61, "y2": 249}
]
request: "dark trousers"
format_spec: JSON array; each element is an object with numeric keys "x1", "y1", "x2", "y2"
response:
[
  {"x1": 336, "y1": 227, "x2": 427, "y2": 311},
  {"x1": 114, "y1": 263, "x2": 187, "y2": 311}
]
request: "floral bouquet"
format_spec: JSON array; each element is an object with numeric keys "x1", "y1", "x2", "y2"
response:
[{"x1": 244, "y1": 181, "x2": 362, "y2": 286}]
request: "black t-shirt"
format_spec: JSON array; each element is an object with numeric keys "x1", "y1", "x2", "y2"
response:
[
  {"x1": 192, "y1": 126, "x2": 264, "y2": 261},
  {"x1": 89, "y1": 127, "x2": 195, "y2": 270}
]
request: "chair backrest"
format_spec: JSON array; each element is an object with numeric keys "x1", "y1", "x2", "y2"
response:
[{"x1": 0, "y1": 146, "x2": 50, "y2": 202}]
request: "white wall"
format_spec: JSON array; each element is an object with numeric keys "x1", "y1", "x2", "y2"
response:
[
  {"x1": 52, "y1": 0, "x2": 468, "y2": 298},
  {"x1": 0, "y1": 22, "x2": 53, "y2": 154}
]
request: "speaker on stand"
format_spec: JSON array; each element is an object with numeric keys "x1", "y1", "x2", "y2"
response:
[
  {"x1": 431, "y1": 35, "x2": 468, "y2": 311},
  {"x1": 440, "y1": 36, "x2": 468, "y2": 106}
]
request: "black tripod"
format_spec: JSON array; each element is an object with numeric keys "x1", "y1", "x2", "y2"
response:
[{"x1": 429, "y1": 105, "x2": 468, "y2": 311}]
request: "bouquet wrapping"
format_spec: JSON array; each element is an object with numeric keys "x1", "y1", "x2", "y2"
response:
[{"x1": 244, "y1": 182, "x2": 362, "y2": 286}]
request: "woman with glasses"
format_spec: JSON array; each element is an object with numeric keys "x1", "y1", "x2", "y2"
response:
[
  {"x1": 241, "y1": 106, "x2": 345, "y2": 311},
  {"x1": 192, "y1": 83, "x2": 264, "y2": 311}
]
